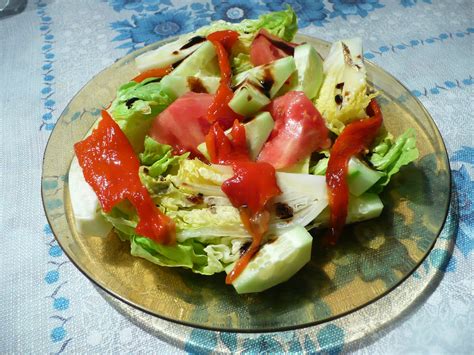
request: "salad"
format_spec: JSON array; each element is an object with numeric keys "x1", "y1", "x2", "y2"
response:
[{"x1": 69, "y1": 8, "x2": 419, "y2": 294}]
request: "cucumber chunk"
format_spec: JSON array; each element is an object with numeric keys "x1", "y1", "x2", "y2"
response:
[
  {"x1": 313, "y1": 192, "x2": 384, "y2": 227},
  {"x1": 228, "y1": 82, "x2": 271, "y2": 117},
  {"x1": 311, "y1": 157, "x2": 384, "y2": 196},
  {"x1": 233, "y1": 56, "x2": 296, "y2": 98},
  {"x1": 230, "y1": 226, "x2": 313, "y2": 294},
  {"x1": 290, "y1": 44, "x2": 324, "y2": 99},
  {"x1": 160, "y1": 75, "x2": 220, "y2": 99}
]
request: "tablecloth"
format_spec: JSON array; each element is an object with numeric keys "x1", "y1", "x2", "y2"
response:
[{"x1": 0, "y1": 0, "x2": 472, "y2": 353}]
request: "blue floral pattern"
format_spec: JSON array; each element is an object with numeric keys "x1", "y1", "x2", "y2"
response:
[
  {"x1": 400, "y1": 0, "x2": 432, "y2": 8},
  {"x1": 211, "y1": 0, "x2": 265, "y2": 23},
  {"x1": 329, "y1": 0, "x2": 384, "y2": 19},
  {"x1": 105, "y1": 0, "x2": 171, "y2": 13},
  {"x1": 111, "y1": 6, "x2": 208, "y2": 51}
]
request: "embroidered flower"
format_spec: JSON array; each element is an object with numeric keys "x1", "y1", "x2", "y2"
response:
[
  {"x1": 111, "y1": 7, "x2": 208, "y2": 50},
  {"x1": 106, "y1": 0, "x2": 171, "y2": 13},
  {"x1": 329, "y1": 0, "x2": 384, "y2": 19},
  {"x1": 266, "y1": 0, "x2": 328, "y2": 27},
  {"x1": 211, "y1": 0, "x2": 265, "y2": 23}
]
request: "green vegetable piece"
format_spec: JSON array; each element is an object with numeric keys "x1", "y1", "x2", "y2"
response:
[
  {"x1": 170, "y1": 41, "x2": 220, "y2": 77},
  {"x1": 197, "y1": 112, "x2": 274, "y2": 160},
  {"x1": 160, "y1": 75, "x2": 220, "y2": 99},
  {"x1": 311, "y1": 157, "x2": 383, "y2": 196},
  {"x1": 228, "y1": 82, "x2": 271, "y2": 117},
  {"x1": 233, "y1": 56, "x2": 296, "y2": 99},
  {"x1": 312, "y1": 192, "x2": 384, "y2": 227},
  {"x1": 347, "y1": 158, "x2": 385, "y2": 196},
  {"x1": 369, "y1": 128, "x2": 419, "y2": 192},
  {"x1": 290, "y1": 43, "x2": 324, "y2": 100},
  {"x1": 109, "y1": 78, "x2": 173, "y2": 153},
  {"x1": 139, "y1": 136, "x2": 188, "y2": 178},
  {"x1": 230, "y1": 225, "x2": 312, "y2": 294}
]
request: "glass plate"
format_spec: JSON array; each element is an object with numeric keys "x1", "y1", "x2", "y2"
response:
[{"x1": 41, "y1": 34, "x2": 450, "y2": 332}]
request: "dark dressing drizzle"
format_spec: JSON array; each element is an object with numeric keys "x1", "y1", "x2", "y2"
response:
[
  {"x1": 179, "y1": 36, "x2": 206, "y2": 50},
  {"x1": 187, "y1": 76, "x2": 208, "y2": 93}
]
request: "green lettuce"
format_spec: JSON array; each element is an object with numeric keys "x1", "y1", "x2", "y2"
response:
[
  {"x1": 315, "y1": 38, "x2": 377, "y2": 134},
  {"x1": 369, "y1": 128, "x2": 419, "y2": 192},
  {"x1": 139, "y1": 136, "x2": 189, "y2": 178},
  {"x1": 131, "y1": 235, "x2": 245, "y2": 275},
  {"x1": 109, "y1": 78, "x2": 173, "y2": 152}
]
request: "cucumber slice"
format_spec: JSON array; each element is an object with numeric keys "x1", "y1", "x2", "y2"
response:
[
  {"x1": 160, "y1": 75, "x2": 220, "y2": 99},
  {"x1": 170, "y1": 41, "x2": 219, "y2": 77},
  {"x1": 228, "y1": 82, "x2": 271, "y2": 117},
  {"x1": 230, "y1": 226, "x2": 313, "y2": 294},
  {"x1": 233, "y1": 56, "x2": 296, "y2": 98},
  {"x1": 135, "y1": 34, "x2": 206, "y2": 72},
  {"x1": 311, "y1": 157, "x2": 384, "y2": 196},
  {"x1": 290, "y1": 44, "x2": 324, "y2": 100},
  {"x1": 197, "y1": 112, "x2": 274, "y2": 160},
  {"x1": 313, "y1": 192, "x2": 384, "y2": 227}
]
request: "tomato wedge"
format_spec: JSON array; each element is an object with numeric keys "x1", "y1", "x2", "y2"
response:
[
  {"x1": 206, "y1": 30, "x2": 243, "y2": 129},
  {"x1": 74, "y1": 110, "x2": 175, "y2": 244},
  {"x1": 205, "y1": 121, "x2": 281, "y2": 284},
  {"x1": 250, "y1": 29, "x2": 298, "y2": 66},
  {"x1": 257, "y1": 91, "x2": 331, "y2": 169},
  {"x1": 325, "y1": 99, "x2": 383, "y2": 244}
]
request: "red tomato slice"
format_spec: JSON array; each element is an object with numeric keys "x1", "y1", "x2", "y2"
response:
[
  {"x1": 148, "y1": 92, "x2": 213, "y2": 156},
  {"x1": 257, "y1": 91, "x2": 331, "y2": 169},
  {"x1": 250, "y1": 29, "x2": 297, "y2": 66}
]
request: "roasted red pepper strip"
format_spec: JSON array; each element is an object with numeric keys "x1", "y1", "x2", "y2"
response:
[
  {"x1": 325, "y1": 99, "x2": 383, "y2": 244},
  {"x1": 74, "y1": 110, "x2": 175, "y2": 244},
  {"x1": 205, "y1": 121, "x2": 281, "y2": 284},
  {"x1": 132, "y1": 66, "x2": 173, "y2": 83},
  {"x1": 206, "y1": 30, "x2": 243, "y2": 129}
]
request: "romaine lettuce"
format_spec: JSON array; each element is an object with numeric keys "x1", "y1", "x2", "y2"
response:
[
  {"x1": 109, "y1": 78, "x2": 173, "y2": 152},
  {"x1": 369, "y1": 128, "x2": 419, "y2": 192},
  {"x1": 315, "y1": 38, "x2": 377, "y2": 134}
]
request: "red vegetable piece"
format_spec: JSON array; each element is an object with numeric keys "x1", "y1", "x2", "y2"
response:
[
  {"x1": 325, "y1": 99, "x2": 383, "y2": 244},
  {"x1": 74, "y1": 110, "x2": 175, "y2": 244},
  {"x1": 257, "y1": 91, "x2": 331, "y2": 169},
  {"x1": 149, "y1": 92, "x2": 213, "y2": 157},
  {"x1": 132, "y1": 66, "x2": 173, "y2": 83},
  {"x1": 206, "y1": 30, "x2": 243, "y2": 129},
  {"x1": 250, "y1": 29, "x2": 298, "y2": 66}
]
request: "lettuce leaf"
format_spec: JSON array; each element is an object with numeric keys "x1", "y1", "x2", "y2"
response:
[
  {"x1": 369, "y1": 128, "x2": 419, "y2": 192},
  {"x1": 109, "y1": 78, "x2": 173, "y2": 152},
  {"x1": 315, "y1": 38, "x2": 376, "y2": 134},
  {"x1": 139, "y1": 136, "x2": 189, "y2": 178},
  {"x1": 131, "y1": 235, "x2": 245, "y2": 275}
]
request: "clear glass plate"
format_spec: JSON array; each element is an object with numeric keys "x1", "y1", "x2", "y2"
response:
[{"x1": 41, "y1": 34, "x2": 451, "y2": 332}]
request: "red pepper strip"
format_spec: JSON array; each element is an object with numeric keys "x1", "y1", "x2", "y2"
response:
[
  {"x1": 74, "y1": 110, "x2": 175, "y2": 244},
  {"x1": 325, "y1": 99, "x2": 383, "y2": 245},
  {"x1": 206, "y1": 30, "x2": 243, "y2": 129},
  {"x1": 132, "y1": 66, "x2": 173, "y2": 83},
  {"x1": 226, "y1": 208, "x2": 270, "y2": 284},
  {"x1": 205, "y1": 121, "x2": 281, "y2": 284}
]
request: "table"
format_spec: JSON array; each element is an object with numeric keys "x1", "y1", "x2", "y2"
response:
[{"x1": 1, "y1": 0, "x2": 472, "y2": 353}]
